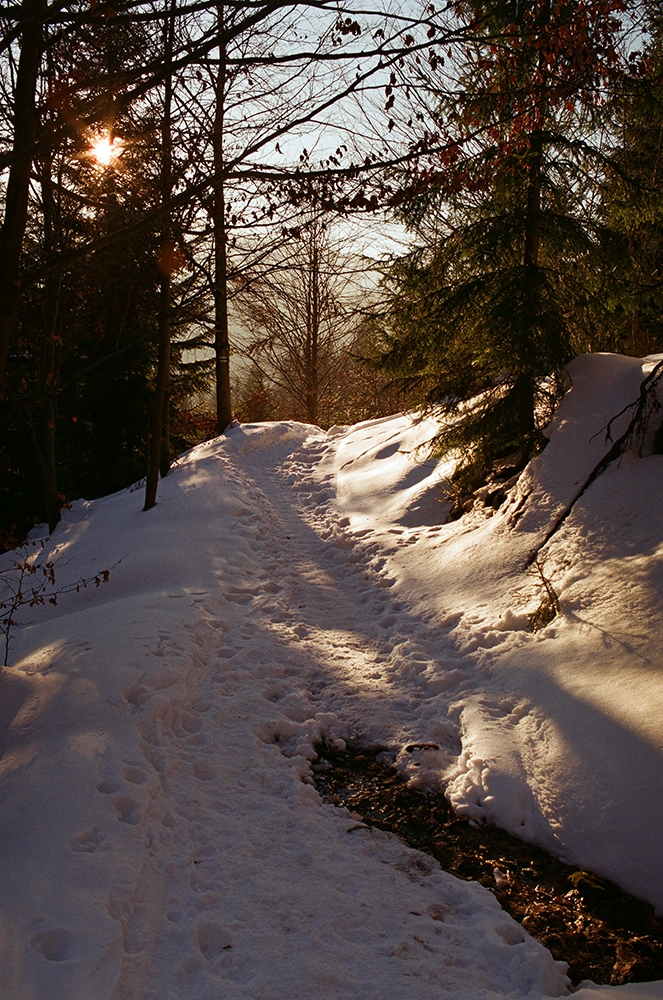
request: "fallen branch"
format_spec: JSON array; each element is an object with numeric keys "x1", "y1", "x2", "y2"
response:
[
  {"x1": 528, "y1": 558, "x2": 561, "y2": 631},
  {"x1": 524, "y1": 359, "x2": 663, "y2": 569},
  {"x1": 593, "y1": 358, "x2": 663, "y2": 451}
]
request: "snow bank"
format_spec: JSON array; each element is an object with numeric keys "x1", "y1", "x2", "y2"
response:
[
  {"x1": 312, "y1": 353, "x2": 663, "y2": 914},
  {"x1": 0, "y1": 353, "x2": 661, "y2": 998},
  {"x1": 0, "y1": 424, "x2": 568, "y2": 1000},
  {"x1": 574, "y1": 986, "x2": 663, "y2": 1000}
]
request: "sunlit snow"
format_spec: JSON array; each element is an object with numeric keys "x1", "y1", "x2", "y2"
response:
[{"x1": 0, "y1": 353, "x2": 661, "y2": 999}]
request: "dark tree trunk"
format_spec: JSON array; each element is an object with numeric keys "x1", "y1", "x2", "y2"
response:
[
  {"x1": 518, "y1": 120, "x2": 544, "y2": 443},
  {"x1": 518, "y1": 3, "x2": 550, "y2": 442},
  {"x1": 510, "y1": 374, "x2": 536, "y2": 445},
  {"x1": 160, "y1": 383, "x2": 171, "y2": 478},
  {"x1": 30, "y1": 402, "x2": 59, "y2": 533},
  {"x1": 213, "y1": 4, "x2": 232, "y2": 434},
  {"x1": 39, "y1": 242, "x2": 61, "y2": 532},
  {"x1": 213, "y1": 187, "x2": 232, "y2": 433},
  {"x1": 145, "y1": 0, "x2": 175, "y2": 511},
  {"x1": 145, "y1": 277, "x2": 172, "y2": 510},
  {"x1": 0, "y1": 0, "x2": 45, "y2": 386},
  {"x1": 32, "y1": 134, "x2": 62, "y2": 533},
  {"x1": 524, "y1": 129, "x2": 542, "y2": 269},
  {"x1": 305, "y1": 235, "x2": 319, "y2": 424}
]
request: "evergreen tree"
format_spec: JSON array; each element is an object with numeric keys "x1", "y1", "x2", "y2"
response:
[
  {"x1": 376, "y1": 0, "x2": 625, "y2": 500},
  {"x1": 602, "y1": 1, "x2": 663, "y2": 356}
]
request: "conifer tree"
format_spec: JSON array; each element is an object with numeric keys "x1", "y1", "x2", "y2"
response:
[
  {"x1": 376, "y1": 0, "x2": 625, "y2": 499},
  {"x1": 602, "y1": 1, "x2": 663, "y2": 356}
]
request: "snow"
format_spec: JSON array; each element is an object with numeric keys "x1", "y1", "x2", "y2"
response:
[
  {"x1": 0, "y1": 353, "x2": 662, "y2": 999},
  {"x1": 573, "y1": 988, "x2": 663, "y2": 1000}
]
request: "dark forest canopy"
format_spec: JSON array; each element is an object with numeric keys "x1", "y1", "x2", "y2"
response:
[{"x1": 0, "y1": 0, "x2": 661, "y2": 539}]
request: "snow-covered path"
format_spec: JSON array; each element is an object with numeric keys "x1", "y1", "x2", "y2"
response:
[
  {"x1": 0, "y1": 425, "x2": 569, "y2": 1000},
  {"x1": 238, "y1": 427, "x2": 471, "y2": 755},
  {"x1": 2, "y1": 354, "x2": 663, "y2": 999},
  {"x1": 106, "y1": 429, "x2": 538, "y2": 1000}
]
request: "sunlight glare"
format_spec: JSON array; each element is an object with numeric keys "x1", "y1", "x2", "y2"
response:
[{"x1": 89, "y1": 134, "x2": 121, "y2": 167}]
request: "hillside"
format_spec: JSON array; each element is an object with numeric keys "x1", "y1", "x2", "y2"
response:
[{"x1": 0, "y1": 353, "x2": 662, "y2": 1000}]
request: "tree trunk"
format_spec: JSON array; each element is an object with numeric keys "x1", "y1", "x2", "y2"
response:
[
  {"x1": 28, "y1": 404, "x2": 58, "y2": 533},
  {"x1": 27, "y1": 290, "x2": 61, "y2": 534},
  {"x1": 519, "y1": 120, "x2": 543, "y2": 443},
  {"x1": 213, "y1": 4, "x2": 232, "y2": 434},
  {"x1": 524, "y1": 129, "x2": 542, "y2": 269},
  {"x1": 145, "y1": 276, "x2": 172, "y2": 510},
  {"x1": 34, "y1": 130, "x2": 61, "y2": 533},
  {"x1": 524, "y1": 0, "x2": 549, "y2": 270},
  {"x1": 510, "y1": 374, "x2": 536, "y2": 445},
  {"x1": 145, "y1": 0, "x2": 175, "y2": 511},
  {"x1": 160, "y1": 383, "x2": 171, "y2": 478},
  {"x1": 0, "y1": 0, "x2": 45, "y2": 386},
  {"x1": 39, "y1": 254, "x2": 61, "y2": 534},
  {"x1": 307, "y1": 232, "x2": 319, "y2": 424},
  {"x1": 30, "y1": 403, "x2": 58, "y2": 532}
]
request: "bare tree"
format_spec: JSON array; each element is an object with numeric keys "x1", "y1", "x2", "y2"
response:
[
  {"x1": 235, "y1": 215, "x2": 371, "y2": 427},
  {"x1": 0, "y1": 0, "x2": 477, "y2": 524}
]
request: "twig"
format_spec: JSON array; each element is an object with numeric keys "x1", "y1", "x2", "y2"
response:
[
  {"x1": 591, "y1": 359, "x2": 663, "y2": 446},
  {"x1": 0, "y1": 543, "x2": 119, "y2": 666},
  {"x1": 525, "y1": 360, "x2": 663, "y2": 569},
  {"x1": 528, "y1": 557, "x2": 561, "y2": 632}
]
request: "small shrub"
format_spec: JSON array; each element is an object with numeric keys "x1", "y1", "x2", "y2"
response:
[{"x1": 0, "y1": 541, "x2": 115, "y2": 666}]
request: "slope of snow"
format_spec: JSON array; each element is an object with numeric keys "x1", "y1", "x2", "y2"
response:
[
  {"x1": 573, "y1": 987, "x2": 663, "y2": 1000},
  {"x1": 315, "y1": 353, "x2": 663, "y2": 911},
  {"x1": 0, "y1": 354, "x2": 661, "y2": 999}
]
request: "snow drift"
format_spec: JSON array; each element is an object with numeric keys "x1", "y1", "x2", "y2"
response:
[{"x1": 0, "y1": 353, "x2": 661, "y2": 999}]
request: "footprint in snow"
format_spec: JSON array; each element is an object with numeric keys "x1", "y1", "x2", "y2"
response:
[
  {"x1": 222, "y1": 589, "x2": 255, "y2": 605},
  {"x1": 68, "y1": 826, "x2": 107, "y2": 853},
  {"x1": 97, "y1": 779, "x2": 121, "y2": 794},
  {"x1": 123, "y1": 684, "x2": 150, "y2": 711},
  {"x1": 179, "y1": 713, "x2": 202, "y2": 734},
  {"x1": 191, "y1": 698, "x2": 212, "y2": 712},
  {"x1": 113, "y1": 796, "x2": 141, "y2": 825},
  {"x1": 205, "y1": 619, "x2": 225, "y2": 630},
  {"x1": 121, "y1": 765, "x2": 147, "y2": 785},
  {"x1": 192, "y1": 761, "x2": 215, "y2": 781},
  {"x1": 30, "y1": 928, "x2": 75, "y2": 962},
  {"x1": 196, "y1": 922, "x2": 232, "y2": 960},
  {"x1": 186, "y1": 733, "x2": 207, "y2": 746}
]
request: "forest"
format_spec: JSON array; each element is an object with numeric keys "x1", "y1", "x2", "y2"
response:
[
  {"x1": 2, "y1": 5, "x2": 663, "y2": 995},
  {"x1": 1, "y1": 0, "x2": 662, "y2": 541}
]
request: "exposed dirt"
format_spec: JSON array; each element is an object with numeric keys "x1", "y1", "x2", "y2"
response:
[{"x1": 311, "y1": 743, "x2": 663, "y2": 987}]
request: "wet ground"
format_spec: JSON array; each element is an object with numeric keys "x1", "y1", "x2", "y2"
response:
[{"x1": 311, "y1": 743, "x2": 663, "y2": 987}]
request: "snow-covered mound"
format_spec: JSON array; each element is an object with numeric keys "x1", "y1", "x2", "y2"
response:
[
  {"x1": 321, "y1": 353, "x2": 663, "y2": 911},
  {"x1": 0, "y1": 354, "x2": 661, "y2": 999}
]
